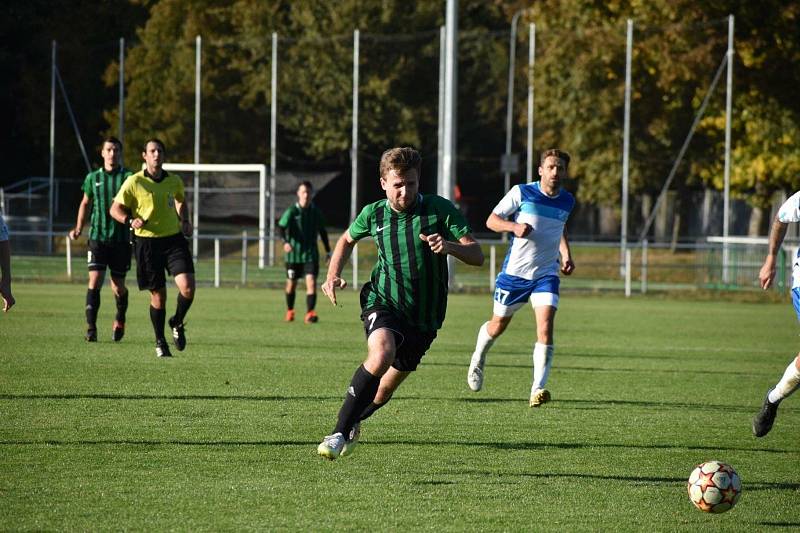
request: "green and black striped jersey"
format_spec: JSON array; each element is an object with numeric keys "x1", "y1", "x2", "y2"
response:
[
  {"x1": 349, "y1": 194, "x2": 471, "y2": 331},
  {"x1": 278, "y1": 203, "x2": 328, "y2": 263},
  {"x1": 81, "y1": 167, "x2": 132, "y2": 243}
]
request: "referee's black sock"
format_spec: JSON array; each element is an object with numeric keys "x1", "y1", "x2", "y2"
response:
[
  {"x1": 172, "y1": 293, "x2": 193, "y2": 325},
  {"x1": 285, "y1": 291, "x2": 295, "y2": 310},
  {"x1": 150, "y1": 305, "x2": 166, "y2": 341},
  {"x1": 306, "y1": 293, "x2": 317, "y2": 312},
  {"x1": 85, "y1": 288, "x2": 100, "y2": 330},
  {"x1": 359, "y1": 397, "x2": 391, "y2": 422},
  {"x1": 115, "y1": 290, "x2": 128, "y2": 323},
  {"x1": 333, "y1": 365, "x2": 380, "y2": 436}
]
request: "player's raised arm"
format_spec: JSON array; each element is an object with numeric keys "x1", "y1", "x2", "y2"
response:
[
  {"x1": 486, "y1": 212, "x2": 531, "y2": 238},
  {"x1": 419, "y1": 233, "x2": 484, "y2": 266},
  {"x1": 321, "y1": 230, "x2": 356, "y2": 306}
]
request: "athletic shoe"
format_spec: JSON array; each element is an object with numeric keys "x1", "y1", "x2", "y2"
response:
[
  {"x1": 168, "y1": 317, "x2": 186, "y2": 351},
  {"x1": 155, "y1": 338, "x2": 172, "y2": 358},
  {"x1": 340, "y1": 423, "x2": 361, "y2": 458},
  {"x1": 467, "y1": 354, "x2": 485, "y2": 391},
  {"x1": 285, "y1": 309, "x2": 295, "y2": 322},
  {"x1": 85, "y1": 328, "x2": 98, "y2": 342},
  {"x1": 317, "y1": 432, "x2": 346, "y2": 460},
  {"x1": 304, "y1": 310, "x2": 319, "y2": 324},
  {"x1": 112, "y1": 321, "x2": 125, "y2": 342},
  {"x1": 752, "y1": 388, "x2": 780, "y2": 437},
  {"x1": 529, "y1": 388, "x2": 551, "y2": 407}
]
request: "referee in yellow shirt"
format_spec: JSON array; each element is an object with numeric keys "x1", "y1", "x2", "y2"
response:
[{"x1": 111, "y1": 138, "x2": 195, "y2": 357}]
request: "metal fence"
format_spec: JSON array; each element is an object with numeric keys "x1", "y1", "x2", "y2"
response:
[{"x1": 8, "y1": 231, "x2": 792, "y2": 297}]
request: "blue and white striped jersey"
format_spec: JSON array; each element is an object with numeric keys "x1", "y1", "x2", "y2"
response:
[
  {"x1": 777, "y1": 191, "x2": 800, "y2": 289},
  {"x1": 493, "y1": 182, "x2": 575, "y2": 281}
]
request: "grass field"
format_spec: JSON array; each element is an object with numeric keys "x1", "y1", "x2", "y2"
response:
[{"x1": 1, "y1": 283, "x2": 799, "y2": 530}]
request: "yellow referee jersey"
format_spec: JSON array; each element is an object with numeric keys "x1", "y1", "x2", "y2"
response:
[{"x1": 114, "y1": 170, "x2": 185, "y2": 238}]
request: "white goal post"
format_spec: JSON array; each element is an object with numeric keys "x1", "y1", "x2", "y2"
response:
[{"x1": 162, "y1": 163, "x2": 273, "y2": 268}]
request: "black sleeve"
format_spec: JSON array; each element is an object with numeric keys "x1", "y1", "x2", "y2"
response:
[{"x1": 319, "y1": 226, "x2": 330, "y2": 253}]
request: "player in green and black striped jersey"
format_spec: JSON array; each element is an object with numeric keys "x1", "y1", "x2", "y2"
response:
[
  {"x1": 69, "y1": 137, "x2": 132, "y2": 343},
  {"x1": 316, "y1": 147, "x2": 484, "y2": 460},
  {"x1": 277, "y1": 181, "x2": 331, "y2": 324}
]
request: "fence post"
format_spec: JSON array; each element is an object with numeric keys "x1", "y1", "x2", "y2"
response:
[
  {"x1": 66, "y1": 236, "x2": 72, "y2": 279},
  {"x1": 625, "y1": 248, "x2": 632, "y2": 297},
  {"x1": 214, "y1": 238, "x2": 220, "y2": 288},
  {"x1": 241, "y1": 230, "x2": 248, "y2": 285},
  {"x1": 352, "y1": 243, "x2": 359, "y2": 290},
  {"x1": 641, "y1": 239, "x2": 648, "y2": 294},
  {"x1": 490, "y1": 245, "x2": 496, "y2": 290}
]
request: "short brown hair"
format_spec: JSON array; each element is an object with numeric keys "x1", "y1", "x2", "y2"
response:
[
  {"x1": 103, "y1": 136, "x2": 122, "y2": 148},
  {"x1": 540, "y1": 148, "x2": 570, "y2": 168},
  {"x1": 143, "y1": 138, "x2": 166, "y2": 153},
  {"x1": 379, "y1": 147, "x2": 422, "y2": 179}
]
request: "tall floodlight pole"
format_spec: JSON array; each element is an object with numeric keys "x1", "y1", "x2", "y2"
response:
[
  {"x1": 526, "y1": 23, "x2": 535, "y2": 183},
  {"x1": 49, "y1": 41, "x2": 56, "y2": 254},
  {"x1": 443, "y1": 0, "x2": 458, "y2": 287},
  {"x1": 722, "y1": 15, "x2": 734, "y2": 283},
  {"x1": 351, "y1": 29, "x2": 360, "y2": 223},
  {"x1": 442, "y1": 1, "x2": 458, "y2": 202},
  {"x1": 266, "y1": 32, "x2": 278, "y2": 268},
  {"x1": 437, "y1": 26, "x2": 446, "y2": 194},
  {"x1": 621, "y1": 19, "x2": 632, "y2": 277},
  {"x1": 504, "y1": 10, "x2": 523, "y2": 196},
  {"x1": 193, "y1": 35, "x2": 201, "y2": 259},
  {"x1": 119, "y1": 38, "x2": 125, "y2": 165}
]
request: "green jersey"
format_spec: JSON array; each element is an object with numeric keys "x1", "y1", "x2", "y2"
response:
[
  {"x1": 278, "y1": 203, "x2": 328, "y2": 263},
  {"x1": 81, "y1": 166, "x2": 132, "y2": 243},
  {"x1": 349, "y1": 194, "x2": 471, "y2": 331}
]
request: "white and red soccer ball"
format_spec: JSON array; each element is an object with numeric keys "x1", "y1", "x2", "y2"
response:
[{"x1": 687, "y1": 460, "x2": 742, "y2": 513}]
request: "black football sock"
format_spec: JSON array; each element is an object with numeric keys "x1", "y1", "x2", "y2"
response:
[
  {"x1": 115, "y1": 290, "x2": 128, "y2": 323},
  {"x1": 333, "y1": 365, "x2": 380, "y2": 435},
  {"x1": 85, "y1": 288, "x2": 100, "y2": 329},
  {"x1": 306, "y1": 293, "x2": 317, "y2": 312},
  {"x1": 359, "y1": 397, "x2": 391, "y2": 422},
  {"x1": 172, "y1": 293, "x2": 193, "y2": 325},
  {"x1": 286, "y1": 291, "x2": 295, "y2": 310},
  {"x1": 150, "y1": 305, "x2": 166, "y2": 341}
]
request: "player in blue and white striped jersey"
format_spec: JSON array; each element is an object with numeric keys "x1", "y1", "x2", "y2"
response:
[
  {"x1": 467, "y1": 149, "x2": 575, "y2": 407},
  {"x1": 753, "y1": 190, "x2": 800, "y2": 437}
]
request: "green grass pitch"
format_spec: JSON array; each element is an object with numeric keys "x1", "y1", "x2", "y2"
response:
[{"x1": 1, "y1": 283, "x2": 799, "y2": 530}]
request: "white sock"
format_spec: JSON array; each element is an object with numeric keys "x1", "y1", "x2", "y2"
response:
[
  {"x1": 532, "y1": 343, "x2": 554, "y2": 391},
  {"x1": 471, "y1": 322, "x2": 495, "y2": 364},
  {"x1": 768, "y1": 357, "x2": 800, "y2": 403}
]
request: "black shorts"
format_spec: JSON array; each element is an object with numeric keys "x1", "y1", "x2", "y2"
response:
[
  {"x1": 286, "y1": 261, "x2": 319, "y2": 280},
  {"x1": 360, "y1": 306, "x2": 437, "y2": 372},
  {"x1": 87, "y1": 240, "x2": 131, "y2": 277},
  {"x1": 135, "y1": 233, "x2": 195, "y2": 291}
]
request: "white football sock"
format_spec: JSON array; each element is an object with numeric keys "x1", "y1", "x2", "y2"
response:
[
  {"x1": 768, "y1": 357, "x2": 800, "y2": 404},
  {"x1": 532, "y1": 343, "x2": 554, "y2": 391},
  {"x1": 471, "y1": 322, "x2": 495, "y2": 363}
]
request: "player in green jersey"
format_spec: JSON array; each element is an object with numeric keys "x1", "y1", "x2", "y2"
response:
[
  {"x1": 69, "y1": 137, "x2": 132, "y2": 342},
  {"x1": 277, "y1": 181, "x2": 331, "y2": 324},
  {"x1": 317, "y1": 147, "x2": 484, "y2": 460}
]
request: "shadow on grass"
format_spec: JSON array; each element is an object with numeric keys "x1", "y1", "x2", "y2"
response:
[
  {"x1": 423, "y1": 360, "x2": 768, "y2": 377},
  {"x1": 0, "y1": 393, "x2": 339, "y2": 401},
  {"x1": 458, "y1": 396, "x2": 764, "y2": 413}
]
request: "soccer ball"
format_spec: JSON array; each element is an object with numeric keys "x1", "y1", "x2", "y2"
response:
[{"x1": 687, "y1": 460, "x2": 741, "y2": 513}]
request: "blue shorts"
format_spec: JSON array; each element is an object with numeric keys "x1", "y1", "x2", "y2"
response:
[
  {"x1": 792, "y1": 288, "x2": 800, "y2": 322},
  {"x1": 493, "y1": 273, "x2": 560, "y2": 316}
]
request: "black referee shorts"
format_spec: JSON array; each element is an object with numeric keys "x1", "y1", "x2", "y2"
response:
[
  {"x1": 87, "y1": 240, "x2": 132, "y2": 278},
  {"x1": 360, "y1": 305, "x2": 437, "y2": 372},
  {"x1": 285, "y1": 260, "x2": 319, "y2": 280},
  {"x1": 135, "y1": 233, "x2": 195, "y2": 291}
]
